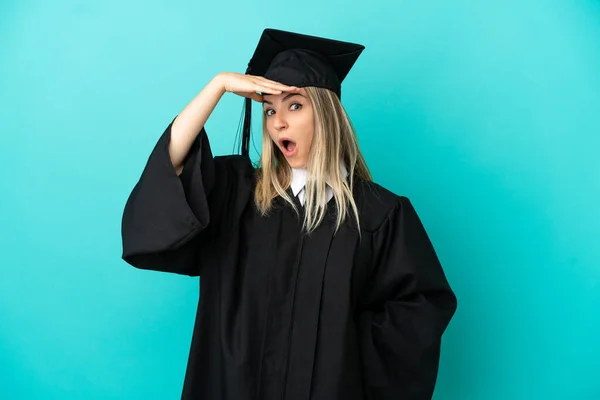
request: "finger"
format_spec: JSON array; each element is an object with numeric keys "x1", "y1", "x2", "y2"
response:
[
  {"x1": 253, "y1": 77, "x2": 299, "y2": 91},
  {"x1": 247, "y1": 92, "x2": 264, "y2": 102},
  {"x1": 257, "y1": 83, "x2": 300, "y2": 94},
  {"x1": 251, "y1": 78, "x2": 287, "y2": 90},
  {"x1": 236, "y1": 91, "x2": 264, "y2": 102},
  {"x1": 252, "y1": 85, "x2": 283, "y2": 95}
]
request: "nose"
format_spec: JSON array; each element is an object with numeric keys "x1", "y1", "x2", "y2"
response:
[{"x1": 273, "y1": 113, "x2": 288, "y2": 131}]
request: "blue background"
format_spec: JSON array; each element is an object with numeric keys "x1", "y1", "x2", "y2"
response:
[{"x1": 1, "y1": 0, "x2": 599, "y2": 398}]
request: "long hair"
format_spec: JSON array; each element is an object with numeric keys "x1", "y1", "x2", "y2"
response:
[{"x1": 254, "y1": 86, "x2": 372, "y2": 234}]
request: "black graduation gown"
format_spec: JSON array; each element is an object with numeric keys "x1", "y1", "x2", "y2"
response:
[{"x1": 121, "y1": 117, "x2": 457, "y2": 400}]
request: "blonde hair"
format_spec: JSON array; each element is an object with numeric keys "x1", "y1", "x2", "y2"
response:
[{"x1": 254, "y1": 86, "x2": 372, "y2": 233}]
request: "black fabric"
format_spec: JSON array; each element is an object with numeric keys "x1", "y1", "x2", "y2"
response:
[
  {"x1": 121, "y1": 119, "x2": 457, "y2": 400},
  {"x1": 245, "y1": 28, "x2": 365, "y2": 97}
]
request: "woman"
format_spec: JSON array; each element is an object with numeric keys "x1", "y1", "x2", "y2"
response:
[{"x1": 121, "y1": 28, "x2": 457, "y2": 400}]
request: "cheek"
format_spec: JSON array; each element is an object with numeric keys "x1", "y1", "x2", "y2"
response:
[
  {"x1": 265, "y1": 123, "x2": 276, "y2": 141},
  {"x1": 300, "y1": 117, "x2": 314, "y2": 150},
  {"x1": 303, "y1": 131, "x2": 314, "y2": 150}
]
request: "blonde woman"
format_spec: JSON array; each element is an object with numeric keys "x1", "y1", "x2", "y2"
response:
[{"x1": 121, "y1": 29, "x2": 457, "y2": 400}]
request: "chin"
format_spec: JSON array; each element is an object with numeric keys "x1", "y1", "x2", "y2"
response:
[{"x1": 286, "y1": 159, "x2": 307, "y2": 169}]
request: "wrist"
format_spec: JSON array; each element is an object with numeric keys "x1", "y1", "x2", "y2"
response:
[{"x1": 210, "y1": 73, "x2": 227, "y2": 94}]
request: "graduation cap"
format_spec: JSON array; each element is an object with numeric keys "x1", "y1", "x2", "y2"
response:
[{"x1": 239, "y1": 28, "x2": 365, "y2": 156}]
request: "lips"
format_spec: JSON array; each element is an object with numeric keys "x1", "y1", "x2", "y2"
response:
[{"x1": 278, "y1": 137, "x2": 298, "y2": 157}]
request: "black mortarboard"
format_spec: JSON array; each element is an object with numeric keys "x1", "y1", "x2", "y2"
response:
[{"x1": 239, "y1": 28, "x2": 365, "y2": 156}]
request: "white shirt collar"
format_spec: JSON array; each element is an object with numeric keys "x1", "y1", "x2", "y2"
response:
[{"x1": 290, "y1": 163, "x2": 348, "y2": 197}]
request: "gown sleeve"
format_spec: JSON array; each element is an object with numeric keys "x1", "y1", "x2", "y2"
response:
[
  {"x1": 357, "y1": 196, "x2": 457, "y2": 400},
  {"x1": 120, "y1": 116, "x2": 251, "y2": 276}
]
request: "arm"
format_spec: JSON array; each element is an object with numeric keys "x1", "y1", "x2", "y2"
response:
[
  {"x1": 169, "y1": 75, "x2": 225, "y2": 175},
  {"x1": 120, "y1": 73, "x2": 298, "y2": 276},
  {"x1": 357, "y1": 197, "x2": 457, "y2": 399},
  {"x1": 170, "y1": 72, "x2": 299, "y2": 174}
]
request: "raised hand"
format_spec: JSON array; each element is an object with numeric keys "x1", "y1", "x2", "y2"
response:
[{"x1": 216, "y1": 72, "x2": 300, "y2": 102}]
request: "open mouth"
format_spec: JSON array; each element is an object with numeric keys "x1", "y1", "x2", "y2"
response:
[{"x1": 278, "y1": 138, "x2": 297, "y2": 154}]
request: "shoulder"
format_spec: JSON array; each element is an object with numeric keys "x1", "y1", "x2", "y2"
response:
[{"x1": 353, "y1": 178, "x2": 411, "y2": 233}]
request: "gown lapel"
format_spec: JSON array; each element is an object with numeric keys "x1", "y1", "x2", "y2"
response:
[{"x1": 283, "y1": 210, "x2": 336, "y2": 400}]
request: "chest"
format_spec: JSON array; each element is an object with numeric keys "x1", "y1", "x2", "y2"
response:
[{"x1": 209, "y1": 202, "x2": 373, "y2": 312}]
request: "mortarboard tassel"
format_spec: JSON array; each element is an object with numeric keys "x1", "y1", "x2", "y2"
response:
[{"x1": 241, "y1": 96, "x2": 251, "y2": 157}]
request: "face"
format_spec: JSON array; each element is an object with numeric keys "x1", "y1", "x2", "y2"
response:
[{"x1": 263, "y1": 88, "x2": 314, "y2": 169}]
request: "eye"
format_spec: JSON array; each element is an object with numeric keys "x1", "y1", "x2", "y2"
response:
[{"x1": 264, "y1": 103, "x2": 302, "y2": 117}]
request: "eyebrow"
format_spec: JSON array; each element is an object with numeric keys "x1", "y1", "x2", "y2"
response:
[{"x1": 262, "y1": 93, "x2": 305, "y2": 105}]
